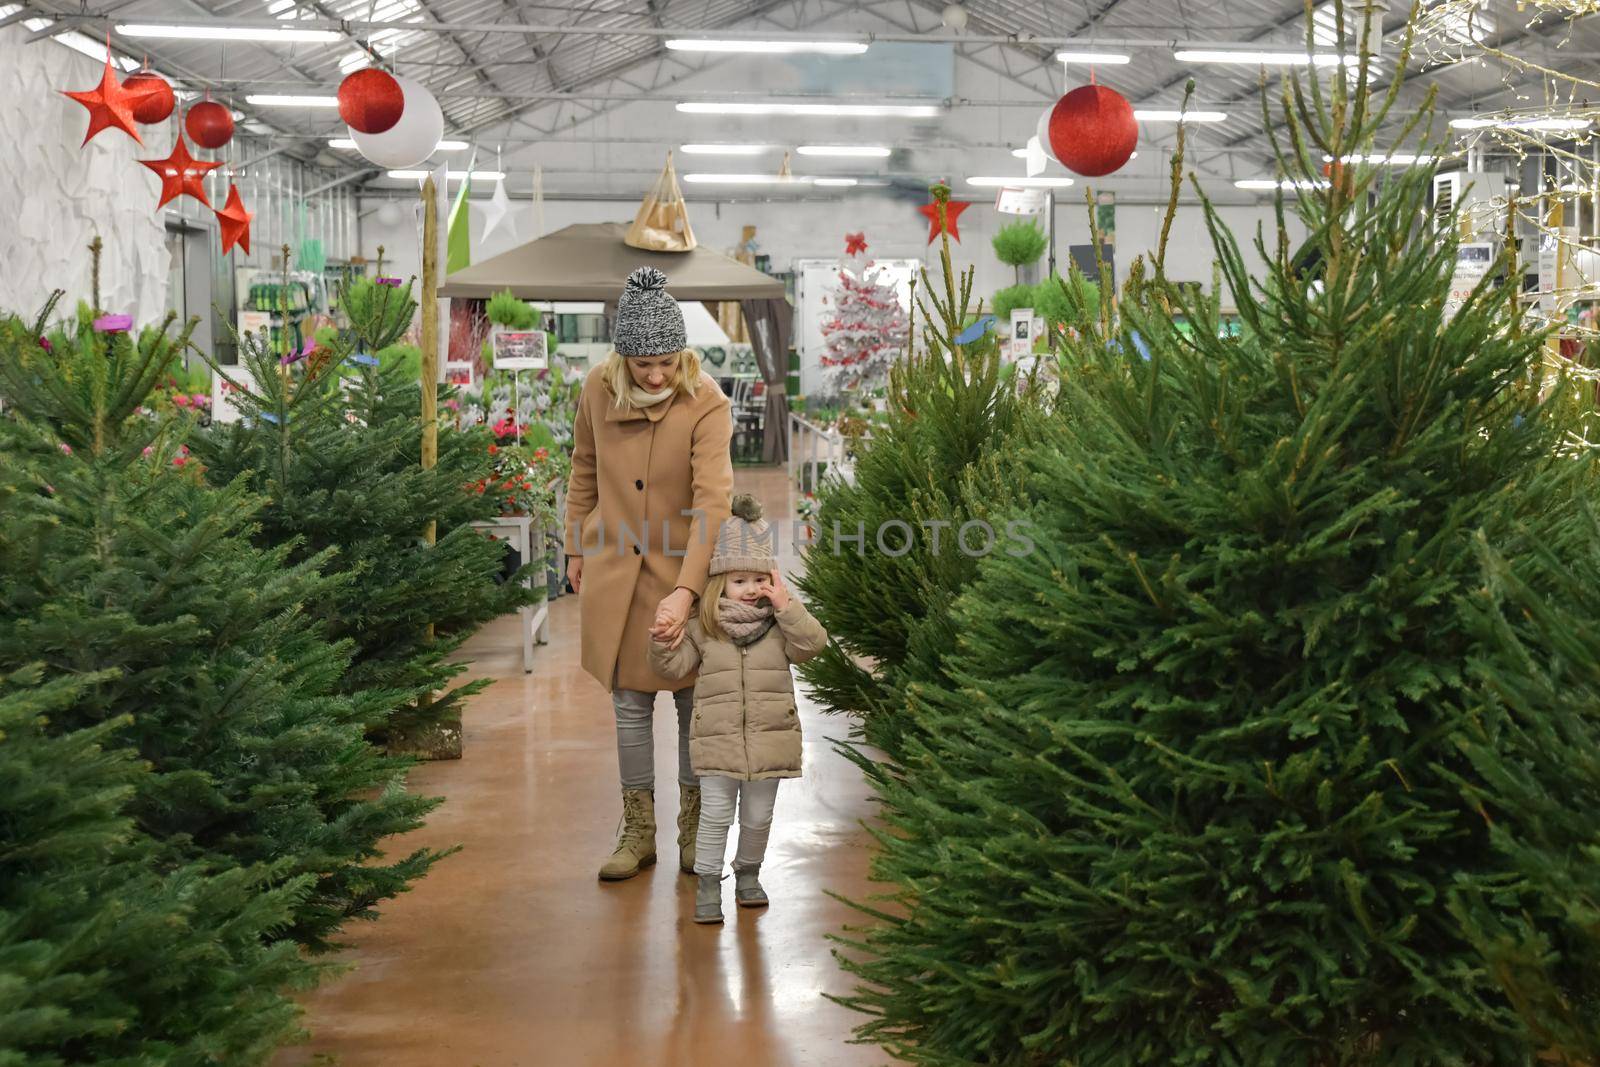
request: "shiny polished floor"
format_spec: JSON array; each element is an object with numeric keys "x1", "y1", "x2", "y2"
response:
[{"x1": 276, "y1": 465, "x2": 891, "y2": 1067}]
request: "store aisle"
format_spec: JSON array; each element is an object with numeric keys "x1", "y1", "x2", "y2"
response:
[{"x1": 276, "y1": 466, "x2": 886, "y2": 1067}]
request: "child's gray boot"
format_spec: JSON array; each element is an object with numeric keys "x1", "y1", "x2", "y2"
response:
[
  {"x1": 694, "y1": 874, "x2": 723, "y2": 925},
  {"x1": 733, "y1": 863, "x2": 768, "y2": 908}
]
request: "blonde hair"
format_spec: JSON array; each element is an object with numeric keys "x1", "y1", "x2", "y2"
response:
[
  {"x1": 698, "y1": 573, "x2": 729, "y2": 642},
  {"x1": 601, "y1": 348, "x2": 703, "y2": 410}
]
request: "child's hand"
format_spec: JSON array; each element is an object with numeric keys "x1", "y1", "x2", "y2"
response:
[{"x1": 763, "y1": 567, "x2": 791, "y2": 611}]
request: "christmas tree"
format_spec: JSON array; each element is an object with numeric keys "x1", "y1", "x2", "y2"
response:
[
  {"x1": 796, "y1": 186, "x2": 1045, "y2": 757},
  {"x1": 0, "y1": 290, "x2": 444, "y2": 957},
  {"x1": 192, "y1": 269, "x2": 538, "y2": 756},
  {"x1": 832, "y1": 16, "x2": 1600, "y2": 1065},
  {"x1": 818, "y1": 257, "x2": 909, "y2": 399}
]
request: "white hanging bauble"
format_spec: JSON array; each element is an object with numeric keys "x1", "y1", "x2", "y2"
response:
[
  {"x1": 350, "y1": 74, "x2": 443, "y2": 169},
  {"x1": 941, "y1": 3, "x2": 969, "y2": 30}
]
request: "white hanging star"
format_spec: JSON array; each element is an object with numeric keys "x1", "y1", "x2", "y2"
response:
[
  {"x1": 480, "y1": 176, "x2": 515, "y2": 245},
  {"x1": 1025, "y1": 135, "x2": 1048, "y2": 178}
]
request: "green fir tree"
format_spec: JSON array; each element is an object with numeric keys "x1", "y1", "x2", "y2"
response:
[
  {"x1": 832, "y1": 15, "x2": 1600, "y2": 1065},
  {"x1": 0, "y1": 292, "x2": 443, "y2": 958},
  {"x1": 796, "y1": 184, "x2": 1046, "y2": 757},
  {"x1": 191, "y1": 269, "x2": 536, "y2": 754}
]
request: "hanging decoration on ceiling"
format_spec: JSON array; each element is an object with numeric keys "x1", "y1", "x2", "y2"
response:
[
  {"x1": 139, "y1": 135, "x2": 223, "y2": 209},
  {"x1": 349, "y1": 74, "x2": 443, "y2": 168},
  {"x1": 1047, "y1": 83, "x2": 1138, "y2": 177},
  {"x1": 844, "y1": 232, "x2": 868, "y2": 256},
  {"x1": 338, "y1": 68, "x2": 404, "y2": 134},
  {"x1": 125, "y1": 69, "x2": 175, "y2": 125},
  {"x1": 624, "y1": 150, "x2": 696, "y2": 252},
  {"x1": 215, "y1": 183, "x2": 254, "y2": 255},
  {"x1": 1035, "y1": 105, "x2": 1058, "y2": 163},
  {"x1": 62, "y1": 49, "x2": 156, "y2": 146},
  {"x1": 918, "y1": 192, "x2": 970, "y2": 244},
  {"x1": 186, "y1": 99, "x2": 235, "y2": 150}
]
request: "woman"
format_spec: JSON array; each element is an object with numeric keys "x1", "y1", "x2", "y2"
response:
[{"x1": 563, "y1": 266, "x2": 734, "y2": 882}]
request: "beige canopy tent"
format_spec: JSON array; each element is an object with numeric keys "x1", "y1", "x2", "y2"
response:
[
  {"x1": 441, "y1": 221, "x2": 793, "y2": 462},
  {"x1": 439, "y1": 222, "x2": 784, "y2": 301}
]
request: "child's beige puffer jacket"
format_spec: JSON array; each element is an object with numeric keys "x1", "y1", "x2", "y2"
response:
[{"x1": 648, "y1": 600, "x2": 828, "y2": 781}]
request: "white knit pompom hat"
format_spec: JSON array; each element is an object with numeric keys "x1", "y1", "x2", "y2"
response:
[
  {"x1": 612, "y1": 266, "x2": 687, "y2": 357},
  {"x1": 709, "y1": 494, "x2": 775, "y2": 576}
]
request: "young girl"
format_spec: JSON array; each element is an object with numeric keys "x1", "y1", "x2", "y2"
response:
[{"x1": 648, "y1": 494, "x2": 828, "y2": 924}]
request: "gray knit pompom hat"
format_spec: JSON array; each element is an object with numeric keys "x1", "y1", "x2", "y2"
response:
[
  {"x1": 709, "y1": 494, "x2": 775, "y2": 577},
  {"x1": 613, "y1": 266, "x2": 687, "y2": 357}
]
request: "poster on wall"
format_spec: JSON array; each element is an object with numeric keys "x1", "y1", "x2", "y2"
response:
[
  {"x1": 1096, "y1": 191, "x2": 1116, "y2": 246},
  {"x1": 211, "y1": 364, "x2": 259, "y2": 425},
  {"x1": 995, "y1": 187, "x2": 1047, "y2": 215},
  {"x1": 1008, "y1": 307, "x2": 1037, "y2": 361},
  {"x1": 493, "y1": 329, "x2": 548, "y2": 370},
  {"x1": 1446, "y1": 242, "x2": 1495, "y2": 321}
]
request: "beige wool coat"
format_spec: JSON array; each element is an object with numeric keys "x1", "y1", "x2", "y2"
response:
[
  {"x1": 563, "y1": 366, "x2": 734, "y2": 693},
  {"x1": 647, "y1": 601, "x2": 829, "y2": 780}
]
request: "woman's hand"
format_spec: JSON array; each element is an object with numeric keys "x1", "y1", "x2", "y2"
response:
[
  {"x1": 566, "y1": 555, "x2": 583, "y2": 594},
  {"x1": 650, "y1": 586, "x2": 696, "y2": 645},
  {"x1": 762, "y1": 568, "x2": 791, "y2": 611}
]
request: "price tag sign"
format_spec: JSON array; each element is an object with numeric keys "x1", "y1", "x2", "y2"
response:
[
  {"x1": 994, "y1": 187, "x2": 1048, "y2": 215},
  {"x1": 493, "y1": 330, "x2": 548, "y2": 370}
]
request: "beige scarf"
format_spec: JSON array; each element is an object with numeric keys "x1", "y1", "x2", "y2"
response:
[
  {"x1": 627, "y1": 384, "x2": 674, "y2": 408},
  {"x1": 717, "y1": 597, "x2": 775, "y2": 645}
]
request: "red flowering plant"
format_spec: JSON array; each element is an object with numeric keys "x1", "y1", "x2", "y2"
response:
[{"x1": 473, "y1": 416, "x2": 570, "y2": 530}]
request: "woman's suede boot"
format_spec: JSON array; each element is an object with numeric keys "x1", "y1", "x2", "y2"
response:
[
  {"x1": 598, "y1": 788, "x2": 656, "y2": 881},
  {"x1": 677, "y1": 784, "x2": 701, "y2": 874}
]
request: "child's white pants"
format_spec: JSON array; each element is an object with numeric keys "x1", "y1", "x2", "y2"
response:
[{"x1": 694, "y1": 776, "x2": 780, "y2": 876}]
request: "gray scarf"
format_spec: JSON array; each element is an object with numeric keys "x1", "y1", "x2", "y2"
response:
[{"x1": 717, "y1": 598, "x2": 775, "y2": 646}]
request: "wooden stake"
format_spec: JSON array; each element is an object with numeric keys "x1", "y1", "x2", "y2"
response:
[{"x1": 420, "y1": 176, "x2": 440, "y2": 549}]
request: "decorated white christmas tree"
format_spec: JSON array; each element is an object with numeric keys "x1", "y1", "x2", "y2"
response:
[{"x1": 819, "y1": 234, "x2": 909, "y2": 399}]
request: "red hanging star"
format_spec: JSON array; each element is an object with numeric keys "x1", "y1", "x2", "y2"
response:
[
  {"x1": 215, "y1": 183, "x2": 254, "y2": 255},
  {"x1": 62, "y1": 52, "x2": 156, "y2": 146},
  {"x1": 844, "y1": 231, "x2": 868, "y2": 256},
  {"x1": 918, "y1": 198, "x2": 971, "y2": 244},
  {"x1": 139, "y1": 136, "x2": 222, "y2": 209}
]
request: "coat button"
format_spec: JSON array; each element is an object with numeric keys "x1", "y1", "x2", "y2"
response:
[
  {"x1": 635, "y1": 479, "x2": 644, "y2": 490},
  {"x1": 632, "y1": 545, "x2": 641, "y2": 555}
]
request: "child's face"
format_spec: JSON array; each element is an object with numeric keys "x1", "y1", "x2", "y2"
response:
[{"x1": 723, "y1": 571, "x2": 769, "y2": 605}]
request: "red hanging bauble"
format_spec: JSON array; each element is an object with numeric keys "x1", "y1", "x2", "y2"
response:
[
  {"x1": 338, "y1": 68, "x2": 404, "y2": 134},
  {"x1": 185, "y1": 101, "x2": 234, "y2": 150},
  {"x1": 125, "y1": 71, "x2": 175, "y2": 124},
  {"x1": 1047, "y1": 84, "x2": 1138, "y2": 178}
]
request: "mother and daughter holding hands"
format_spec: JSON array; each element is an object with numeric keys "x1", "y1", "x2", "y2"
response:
[{"x1": 561, "y1": 266, "x2": 828, "y2": 925}]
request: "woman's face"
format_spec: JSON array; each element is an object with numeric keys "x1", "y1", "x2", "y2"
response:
[
  {"x1": 627, "y1": 353, "x2": 679, "y2": 392},
  {"x1": 723, "y1": 571, "x2": 770, "y2": 605}
]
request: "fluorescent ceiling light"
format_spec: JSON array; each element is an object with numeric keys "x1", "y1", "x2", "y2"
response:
[
  {"x1": 1055, "y1": 50, "x2": 1131, "y2": 64},
  {"x1": 677, "y1": 101, "x2": 941, "y2": 118},
  {"x1": 966, "y1": 176, "x2": 1075, "y2": 187},
  {"x1": 682, "y1": 173, "x2": 806, "y2": 184},
  {"x1": 117, "y1": 22, "x2": 342, "y2": 41},
  {"x1": 1014, "y1": 147, "x2": 1136, "y2": 159},
  {"x1": 388, "y1": 169, "x2": 506, "y2": 180},
  {"x1": 1450, "y1": 116, "x2": 1592, "y2": 132},
  {"x1": 1235, "y1": 178, "x2": 1329, "y2": 190},
  {"x1": 681, "y1": 144, "x2": 772, "y2": 155},
  {"x1": 247, "y1": 94, "x2": 339, "y2": 107},
  {"x1": 1323, "y1": 152, "x2": 1433, "y2": 164},
  {"x1": 330, "y1": 138, "x2": 467, "y2": 150},
  {"x1": 813, "y1": 177, "x2": 859, "y2": 186},
  {"x1": 54, "y1": 28, "x2": 142, "y2": 69},
  {"x1": 665, "y1": 38, "x2": 867, "y2": 54},
  {"x1": 1136, "y1": 109, "x2": 1228, "y2": 123},
  {"x1": 797, "y1": 145, "x2": 891, "y2": 157},
  {"x1": 1174, "y1": 48, "x2": 1355, "y2": 66}
]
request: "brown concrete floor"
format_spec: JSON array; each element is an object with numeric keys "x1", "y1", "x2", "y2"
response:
[{"x1": 276, "y1": 465, "x2": 891, "y2": 1067}]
